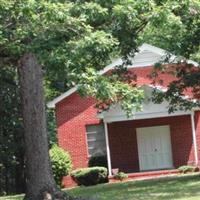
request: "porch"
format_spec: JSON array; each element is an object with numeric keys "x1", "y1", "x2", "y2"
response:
[{"x1": 99, "y1": 86, "x2": 199, "y2": 176}]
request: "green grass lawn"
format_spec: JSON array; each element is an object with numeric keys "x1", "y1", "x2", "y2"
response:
[{"x1": 1, "y1": 174, "x2": 200, "y2": 200}]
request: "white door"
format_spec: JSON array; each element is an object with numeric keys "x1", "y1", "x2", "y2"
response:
[{"x1": 136, "y1": 125, "x2": 173, "y2": 171}]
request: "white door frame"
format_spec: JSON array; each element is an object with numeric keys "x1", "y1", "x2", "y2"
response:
[
  {"x1": 191, "y1": 112, "x2": 199, "y2": 165},
  {"x1": 104, "y1": 121, "x2": 112, "y2": 176}
]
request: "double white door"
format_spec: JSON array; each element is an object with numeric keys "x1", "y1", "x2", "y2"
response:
[{"x1": 136, "y1": 125, "x2": 173, "y2": 171}]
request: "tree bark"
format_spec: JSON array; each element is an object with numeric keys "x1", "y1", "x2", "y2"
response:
[{"x1": 18, "y1": 53, "x2": 74, "y2": 200}]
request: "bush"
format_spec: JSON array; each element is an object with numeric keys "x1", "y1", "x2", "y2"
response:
[
  {"x1": 114, "y1": 172, "x2": 128, "y2": 181},
  {"x1": 88, "y1": 155, "x2": 108, "y2": 168},
  {"x1": 71, "y1": 167, "x2": 108, "y2": 186},
  {"x1": 178, "y1": 165, "x2": 196, "y2": 174},
  {"x1": 49, "y1": 145, "x2": 72, "y2": 187}
]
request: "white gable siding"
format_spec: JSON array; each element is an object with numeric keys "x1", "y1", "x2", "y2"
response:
[{"x1": 131, "y1": 50, "x2": 163, "y2": 67}]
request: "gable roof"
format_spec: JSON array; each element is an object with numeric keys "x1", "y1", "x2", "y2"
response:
[{"x1": 47, "y1": 43, "x2": 198, "y2": 108}]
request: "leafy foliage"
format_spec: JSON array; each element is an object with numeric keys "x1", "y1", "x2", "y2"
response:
[
  {"x1": 88, "y1": 155, "x2": 108, "y2": 168},
  {"x1": 178, "y1": 165, "x2": 196, "y2": 174},
  {"x1": 0, "y1": 0, "x2": 157, "y2": 115},
  {"x1": 114, "y1": 172, "x2": 128, "y2": 181},
  {"x1": 0, "y1": 66, "x2": 25, "y2": 195},
  {"x1": 49, "y1": 145, "x2": 72, "y2": 187},
  {"x1": 1, "y1": 0, "x2": 200, "y2": 196},
  {"x1": 71, "y1": 167, "x2": 108, "y2": 186},
  {"x1": 150, "y1": 62, "x2": 200, "y2": 113},
  {"x1": 77, "y1": 68, "x2": 144, "y2": 116},
  {"x1": 141, "y1": 0, "x2": 200, "y2": 111},
  {"x1": 47, "y1": 109, "x2": 57, "y2": 147},
  {"x1": 142, "y1": 0, "x2": 200, "y2": 60}
]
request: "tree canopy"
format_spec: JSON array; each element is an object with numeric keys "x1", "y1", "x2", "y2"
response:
[
  {"x1": 0, "y1": 0, "x2": 155, "y2": 114},
  {"x1": 141, "y1": 0, "x2": 200, "y2": 112}
]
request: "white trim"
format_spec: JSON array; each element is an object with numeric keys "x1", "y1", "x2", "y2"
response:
[
  {"x1": 104, "y1": 121, "x2": 112, "y2": 176},
  {"x1": 191, "y1": 112, "x2": 199, "y2": 165},
  {"x1": 139, "y1": 43, "x2": 198, "y2": 66},
  {"x1": 139, "y1": 43, "x2": 168, "y2": 56},
  {"x1": 47, "y1": 43, "x2": 199, "y2": 108},
  {"x1": 47, "y1": 87, "x2": 77, "y2": 108},
  {"x1": 102, "y1": 110, "x2": 192, "y2": 123}
]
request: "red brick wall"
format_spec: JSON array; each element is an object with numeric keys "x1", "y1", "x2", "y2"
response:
[
  {"x1": 107, "y1": 122, "x2": 139, "y2": 172},
  {"x1": 108, "y1": 115, "x2": 195, "y2": 173},
  {"x1": 55, "y1": 92, "x2": 101, "y2": 169}
]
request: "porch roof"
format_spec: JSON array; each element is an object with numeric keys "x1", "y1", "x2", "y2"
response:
[{"x1": 97, "y1": 85, "x2": 193, "y2": 123}]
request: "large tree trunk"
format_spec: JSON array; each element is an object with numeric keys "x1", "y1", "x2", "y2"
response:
[{"x1": 18, "y1": 53, "x2": 74, "y2": 200}]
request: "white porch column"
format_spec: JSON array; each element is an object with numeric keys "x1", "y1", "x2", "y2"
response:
[
  {"x1": 104, "y1": 121, "x2": 112, "y2": 176},
  {"x1": 191, "y1": 112, "x2": 198, "y2": 166}
]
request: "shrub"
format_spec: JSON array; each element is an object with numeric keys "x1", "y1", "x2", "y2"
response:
[
  {"x1": 88, "y1": 155, "x2": 108, "y2": 168},
  {"x1": 178, "y1": 165, "x2": 196, "y2": 174},
  {"x1": 49, "y1": 145, "x2": 72, "y2": 187},
  {"x1": 71, "y1": 167, "x2": 108, "y2": 186},
  {"x1": 114, "y1": 172, "x2": 128, "y2": 181}
]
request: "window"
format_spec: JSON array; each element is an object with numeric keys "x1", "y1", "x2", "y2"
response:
[{"x1": 86, "y1": 124, "x2": 106, "y2": 156}]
